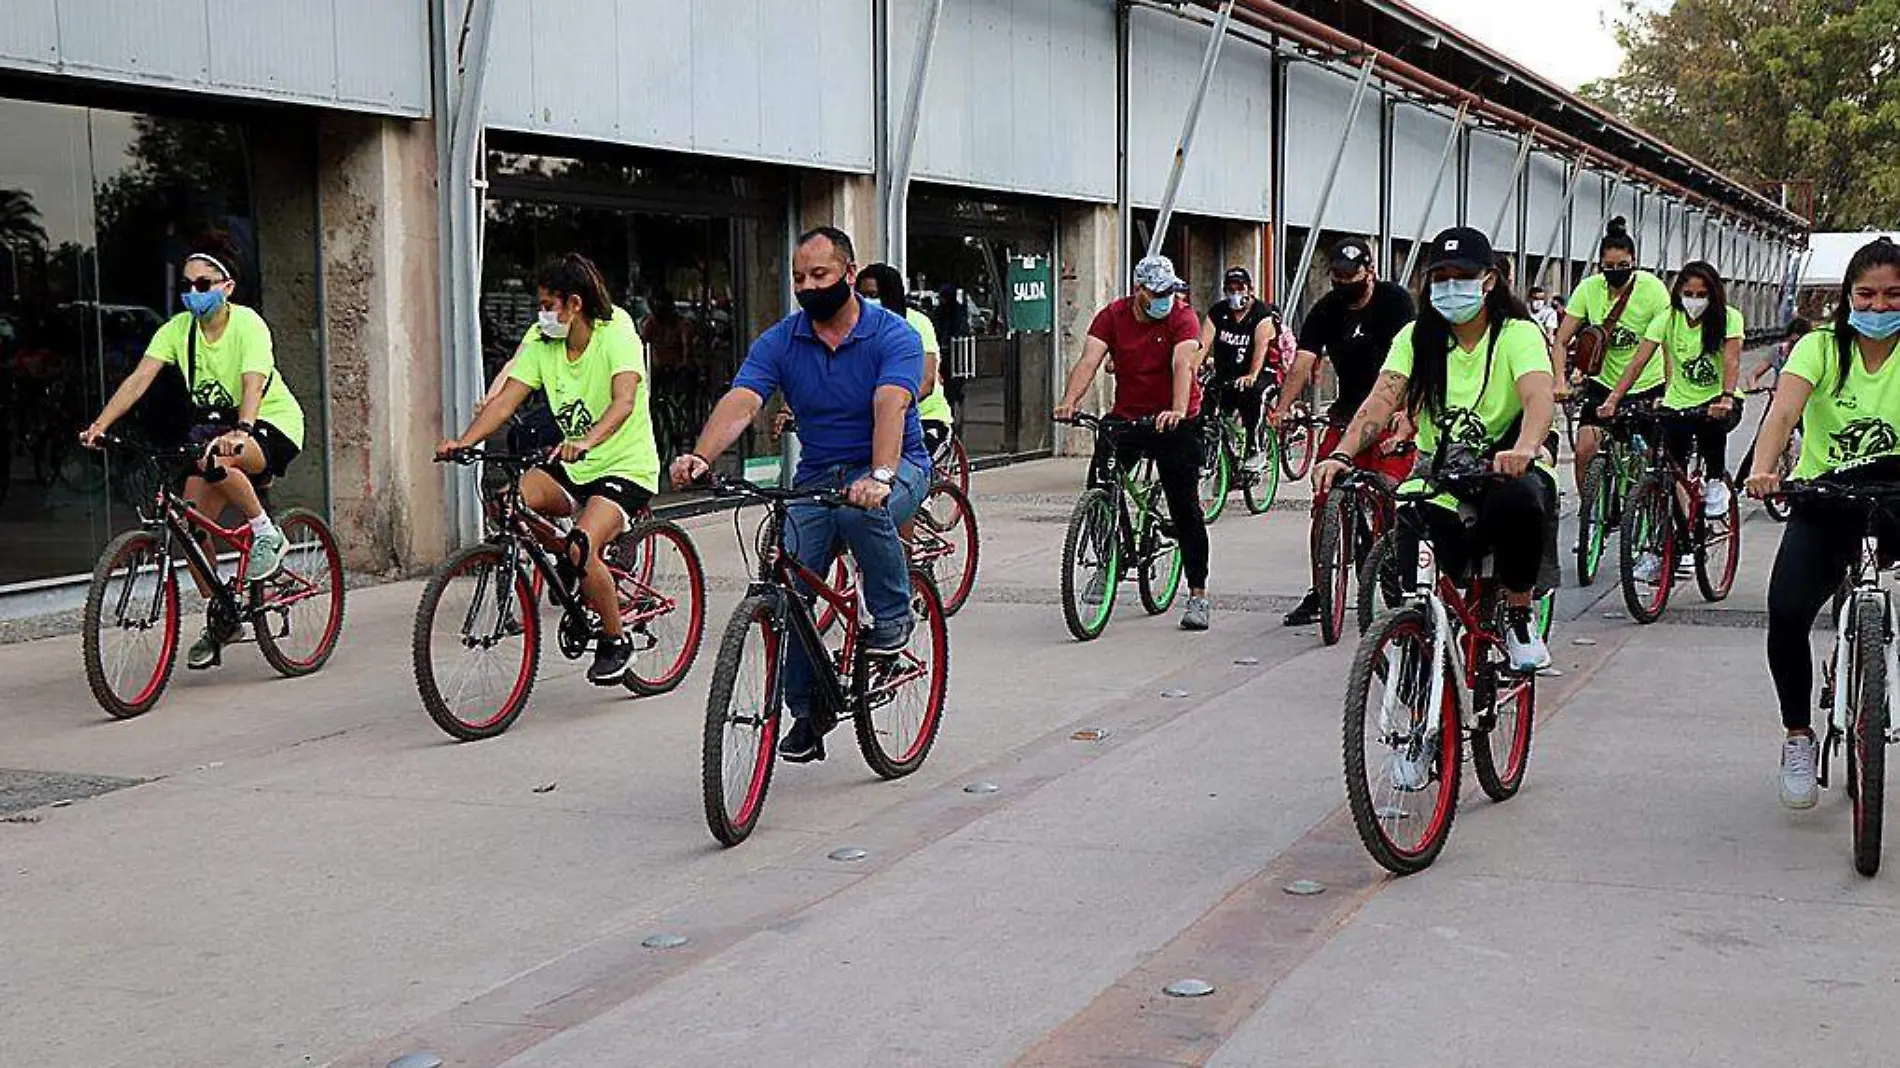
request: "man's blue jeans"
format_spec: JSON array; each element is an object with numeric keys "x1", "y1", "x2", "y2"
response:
[{"x1": 782, "y1": 461, "x2": 927, "y2": 721}]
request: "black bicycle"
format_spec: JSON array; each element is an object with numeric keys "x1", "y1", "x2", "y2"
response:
[
  {"x1": 413, "y1": 447, "x2": 707, "y2": 741},
  {"x1": 1057, "y1": 413, "x2": 1184, "y2": 641}
]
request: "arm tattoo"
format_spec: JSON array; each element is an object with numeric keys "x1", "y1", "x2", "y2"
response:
[{"x1": 1344, "y1": 372, "x2": 1408, "y2": 456}]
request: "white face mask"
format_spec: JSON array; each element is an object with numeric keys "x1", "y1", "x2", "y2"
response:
[
  {"x1": 1531, "y1": 299, "x2": 1548, "y2": 314},
  {"x1": 537, "y1": 308, "x2": 570, "y2": 340},
  {"x1": 1681, "y1": 296, "x2": 1710, "y2": 320},
  {"x1": 1227, "y1": 292, "x2": 1248, "y2": 311}
]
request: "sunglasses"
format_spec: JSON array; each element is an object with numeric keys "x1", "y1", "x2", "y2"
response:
[{"x1": 181, "y1": 276, "x2": 228, "y2": 292}]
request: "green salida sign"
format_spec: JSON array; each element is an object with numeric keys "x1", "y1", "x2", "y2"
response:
[{"x1": 1007, "y1": 253, "x2": 1052, "y2": 332}]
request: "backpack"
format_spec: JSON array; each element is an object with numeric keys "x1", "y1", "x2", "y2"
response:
[{"x1": 1267, "y1": 306, "x2": 1298, "y2": 374}]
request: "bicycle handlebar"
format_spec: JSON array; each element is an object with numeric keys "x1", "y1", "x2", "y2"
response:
[
  {"x1": 434, "y1": 445, "x2": 568, "y2": 468},
  {"x1": 95, "y1": 434, "x2": 237, "y2": 462},
  {"x1": 705, "y1": 473, "x2": 849, "y2": 508},
  {"x1": 1058, "y1": 413, "x2": 1160, "y2": 435},
  {"x1": 1774, "y1": 479, "x2": 1900, "y2": 506}
]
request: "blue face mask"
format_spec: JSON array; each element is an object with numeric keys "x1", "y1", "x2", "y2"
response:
[
  {"x1": 1850, "y1": 308, "x2": 1900, "y2": 341},
  {"x1": 1144, "y1": 293, "x2": 1174, "y2": 319},
  {"x1": 1429, "y1": 279, "x2": 1486, "y2": 325},
  {"x1": 182, "y1": 286, "x2": 226, "y2": 319}
]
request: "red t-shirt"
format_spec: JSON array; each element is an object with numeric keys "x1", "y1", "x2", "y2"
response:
[{"x1": 1087, "y1": 296, "x2": 1203, "y2": 419}]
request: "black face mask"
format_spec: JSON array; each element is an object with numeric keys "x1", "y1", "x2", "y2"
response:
[
  {"x1": 797, "y1": 276, "x2": 854, "y2": 323},
  {"x1": 1602, "y1": 267, "x2": 1635, "y2": 290},
  {"x1": 1333, "y1": 277, "x2": 1370, "y2": 301}
]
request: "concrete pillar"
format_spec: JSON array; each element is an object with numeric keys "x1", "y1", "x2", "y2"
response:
[
  {"x1": 249, "y1": 122, "x2": 327, "y2": 520},
  {"x1": 1183, "y1": 217, "x2": 1221, "y2": 314},
  {"x1": 316, "y1": 114, "x2": 446, "y2": 575},
  {"x1": 1056, "y1": 203, "x2": 1118, "y2": 456},
  {"x1": 799, "y1": 173, "x2": 880, "y2": 259},
  {"x1": 1222, "y1": 221, "x2": 1265, "y2": 295}
]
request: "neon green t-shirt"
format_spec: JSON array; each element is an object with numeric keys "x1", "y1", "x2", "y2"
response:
[
  {"x1": 1645, "y1": 305, "x2": 1744, "y2": 411},
  {"x1": 1784, "y1": 328, "x2": 1900, "y2": 480},
  {"x1": 1382, "y1": 318, "x2": 1553, "y2": 460},
  {"x1": 509, "y1": 307, "x2": 659, "y2": 493},
  {"x1": 908, "y1": 308, "x2": 953, "y2": 426},
  {"x1": 147, "y1": 305, "x2": 305, "y2": 448},
  {"x1": 1566, "y1": 270, "x2": 1671, "y2": 392}
]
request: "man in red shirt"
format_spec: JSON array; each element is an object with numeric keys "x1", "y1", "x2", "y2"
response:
[{"x1": 1054, "y1": 254, "x2": 1213, "y2": 631}]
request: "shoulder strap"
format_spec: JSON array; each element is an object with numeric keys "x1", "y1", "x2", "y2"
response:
[
  {"x1": 185, "y1": 318, "x2": 196, "y2": 387},
  {"x1": 1603, "y1": 282, "x2": 1635, "y2": 332}
]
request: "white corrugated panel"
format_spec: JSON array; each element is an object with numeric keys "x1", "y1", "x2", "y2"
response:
[
  {"x1": 1639, "y1": 189, "x2": 1667, "y2": 268},
  {"x1": 1390, "y1": 103, "x2": 1461, "y2": 240},
  {"x1": 1523, "y1": 151, "x2": 1569, "y2": 259},
  {"x1": 1126, "y1": 7, "x2": 1272, "y2": 220},
  {"x1": 1282, "y1": 63, "x2": 1382, "y2": 234},
  {"x1": 329, "y1": 0, "x2": 429, "y2": 113},
  {"x1": 1467, "y1": 128, "x2": 1526, "y2": 250},
  {"x1": 0, "y1": 0, "x2": 59, "y2": 67},
  {"x1": 1608, "y1": 180, "x2": 1640, "y2": 253},
  {"x1": 900, "y1": 0, "x2": 1117, "y2": 202},
  {"x1": 1569, "y1": 171, "x2": 1612, "y2": 261}
]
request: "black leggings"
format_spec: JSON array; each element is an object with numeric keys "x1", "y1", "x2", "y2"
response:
[
  {"x1": 1766, "y1": 506, "x2": 1900, "y2": 730},
  {"x1": 1214, "y1": 381, "x2": 1266, "y2": 452},
  {"x1": 1089, "y1": 421, "x2": 1211, "y2": 589},
  {"x1": 1395, "y1": 472, "x2": 1552, "y2": 596},
  {"x1": 1660, "y1": 408, "x2": 1740, "y2": 480}
]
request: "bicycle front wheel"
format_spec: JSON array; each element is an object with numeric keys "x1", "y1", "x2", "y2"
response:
[
  {"x1": 412, "y1": 544, "x2": 541, "y2": 741},
  {"x1": 1315, "y1": 490, "x2": 1353, "y2": 646},
  {"x1": 254, "y1": 508, "x2": 346, "y2": 677},
  {"x1": 913, "y1": 483, "x2": 979, "y2": 616},
  {"x1": 1060, "y1": 488, "x2": 1121, "y2": 641},
  {"x1": 1343, "y1": 608, "x2": 1461, "y2": 875},
  {"x1": 936, "y1": 436, "x2": 971, "y2": 496},
  {"x1": 1355, "y1": 530, "x2": 1405, "y2": 637},
  {"x1": 1851, "y1": 597, "x2": 1886, "y2": 876},
  {"x1": 855, "y1": 573, "x2": 949, "y2": 779},
  {"x1": 1473, "y1": 661, "x2": 1536, "y2": 802},
  {"x1": 1137, "y1": 493, "x2": 1184, "y2": 616},
  {"x1": 1576, "y1": 454, "x2": 1614, "y2": 586},
  {"x1": 702, "y1": 594, "x2": 784, "y2": 847},
  {"x1": 1619, "y1": 478, "x2": 1675, "y2": 624},
  {"x1": 612, "y1": 519, "x2": 709, "y2": 696},
  {"x1": 83, "y1": 529, "x2": 182, "y2": 719},
  {"x1": 1694, "y1": 479, "x2": 1740, "y2": 602}
]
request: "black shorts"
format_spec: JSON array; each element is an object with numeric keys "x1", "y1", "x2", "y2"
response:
[
  {"x1": 543, "y1": 464, "x2": 653, "y2": 525},
  {"x1": 1576, "y1": 380, "x2": 1663, "y2": 430},
  {"x1": 253, "y1": 421, "x2": 299, "y2": 479}
]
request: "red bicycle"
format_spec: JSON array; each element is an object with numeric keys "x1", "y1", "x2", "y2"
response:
[
  {"x1": 81, "y1": 436, "x2": 345, "y2": 719},
  {"x1": 816, "y1": 480, "x2": 980, "y2": 626}
]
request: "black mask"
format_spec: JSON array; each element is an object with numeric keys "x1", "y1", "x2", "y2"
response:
[
  {"x1": 797, "y1": 277, "x2": 853, "y2": 322},
  {"x1": 1602, "y1": 267, "x2": 1635, "y2": 290},
  {"x1": 1333, "y1": 277, "x2": 1370, "y2": 301}
]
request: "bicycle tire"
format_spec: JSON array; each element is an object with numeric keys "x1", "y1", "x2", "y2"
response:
[
  {"x1": 1060, "y1": 488, "x2": 1121, "y2": 641},
  {"x1": 1852, "y1": 597, "x2": 1886, "y2": 876},
  {"x1": 1355, "y1": 530, "x2": 1405, "y2": 637},
  {"x1": 1619, "y1": 478, "x2": 1675, "y2": 624},
  {"x1": 615, "y1": 519, "x2": 709, "y2": 697},
  {"x1": 412, "y1": 544, "x2": 541, "y2": 741},
  {"x1": 1199, "y1": 432, "x2": 1231, "y2": 524},
  {"x1": 1243, "y1": 430, "x2": 1281, "y2": 514},
  {"x1": 254, "y1": 508, "x2": 347, "y2": 678},
  {"x1": 1343, "y1": 608, "x2": 1461, "y2": 875},
  {"x1": 854, "y1": 572, "x2": 949, "y2": 779},
  {"x1": 701, "y1": 594, "x2": 783, "y2": 847},
  {"x1": 1316, "y1": 490, "x2": 1352, "y2": 646},
  {"x1": 1472, "y1": 658, "x2": 1536, "y2": 802},
  {"x1": 1576, "y1": 454, "x2": 1614, "y2": 586},
  {"x1": 1137, "y1": 493, "x2": 1184, "y2": 616},
  {"x1": 937, "y1": 436, "x2": 971, "y2": 496},
  {"x1": 1694, "y1": 479, "x2": 1740, "y2": 603},
  {"x1": 82, "y1": 529, "x2": 182, "y2": 720},
  {"x1": 1281, "y1": 418, "x2": 1316, "y2": 482},
  {"x1": 915, "y1": 482, "x2": 979, "y2": 616}
]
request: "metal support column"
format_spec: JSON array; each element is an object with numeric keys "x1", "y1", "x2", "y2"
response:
[
  {"x1": 1116, "y1": 0, "x2": 1133, "y2": 283},
  {"x1": 1397, "y1": 99, "x2": 1468, "y2": 285},
  {"x1": 1377, "y1": 95, "x2": 1396, "y2": 275},
  {"x1": 1658, "y1": 198, "x2": 1678, "y2": 273},
  {"x1": 1532, "y1": 159, "x2": 1589, "y2": 290},
  {"x1": 1289, "y1": 55, "x2": 1377, "y2": 324},
  {"x1": 1488, "y1": 129, "x2": 1534, "y2": 240},
  {"x1": 1268, "y1": 48, "x2": 1289, "y2": 303},
  {"x1": 1149, "y1": 0, "x2": 1235, "y2": 257},
  {"x1": 882, "y1": 0, "x2": 946, "y2": 276},
  {"x1": 437, "y1": 0, "x2": 497, "y2": 548}
]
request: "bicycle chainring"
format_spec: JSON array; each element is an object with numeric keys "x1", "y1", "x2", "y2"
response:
[{"x1": 557, "y1": 609, "x2": 597, "y2": 660}]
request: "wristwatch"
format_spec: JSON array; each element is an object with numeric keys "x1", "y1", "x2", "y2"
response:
[{"x1": 871, "y1": 466, "x2": 896, "y2": 486}]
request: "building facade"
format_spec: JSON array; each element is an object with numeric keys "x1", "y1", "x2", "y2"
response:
[{"x1": 0, "y1": 0, "x2": 1809, "y2": 595}]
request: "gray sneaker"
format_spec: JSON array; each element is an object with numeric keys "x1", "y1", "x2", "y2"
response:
[
  {"x1": 1780, "y1": 733, "x2": 1819, "y2": 809},
  {"x1": 186, "y1": 618, "x2": 240, "y2": 670},
  {"x1": 1180, "y1": 595, "x2": 1211, "y2": 631},
  {"x1": 1082, "y1": 570, "x2": 1110, "y2": 607},
  {"x1": 245, "y1": 525, "x2": 288, "y2": 583}
]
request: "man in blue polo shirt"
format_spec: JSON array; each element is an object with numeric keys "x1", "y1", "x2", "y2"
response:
[{"x1": 671, "y1": 226, "x2": 929, "y2": 763}]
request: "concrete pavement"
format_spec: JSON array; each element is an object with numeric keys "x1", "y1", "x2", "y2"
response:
[{"x1": 0, "y1": 448, "x2": 1890, "y2": 1068}]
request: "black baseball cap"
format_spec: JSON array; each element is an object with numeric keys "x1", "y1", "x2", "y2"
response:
[
  {"x1": 1222, "y1": 266, "x2": 1253, "y2": 287},
  {"x1": 1424, "y1": 226, "x2": 1495, "y2": 273},
  {"x1": 1329, "y1": 237, "x2": 1374, "y2": 273}
]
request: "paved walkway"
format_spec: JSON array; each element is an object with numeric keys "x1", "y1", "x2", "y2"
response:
[{"x1": 1, "y1": 446, "x2": 1892, "y2": 1068}]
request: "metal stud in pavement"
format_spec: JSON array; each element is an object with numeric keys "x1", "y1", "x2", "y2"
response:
[
  {"x1": 1234, "y1": 656, "x2": 1260, "y2": 665},
  {"x1": 1572, "y1": 637, "x2": 1598, "y2": 646},
  {"x1": 1163, "y1": 978, "x2": 1216, "y2": 998},
  {"x1": 641, "y1": 934, "x2": 689, "y2": 950},
  {"x1": 1161, "y1": 688, "x2": 1191, "y2": 699},
  {"x1": 828, "y1": 847, "x2": 869, "y2": 862},
  {"x1": 1283, "y1": 879, "x2": 1326, "y2": 896},
  {"x1": 388, "y1": 1054, "x2": 444, "y2": 1068},
  {"x1": 963, "y1": 782, "x2": 1000, "y2": 794}
]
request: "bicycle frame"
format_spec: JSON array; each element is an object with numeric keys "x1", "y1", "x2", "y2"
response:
[{"x1": 1394, "y1": 510, "x2": 1529, "y2": 739}]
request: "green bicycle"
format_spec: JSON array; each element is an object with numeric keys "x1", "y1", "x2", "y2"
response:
[
  {"x1": 1575, "y1": 400, "x2": 1654, "y2": 586},
  {"x1": 1198, "y1": 392, "x2": 1280, "y2": 523},
  {"x1": 1059, "y1": 413, "x2": 1185, "y2": 641}
]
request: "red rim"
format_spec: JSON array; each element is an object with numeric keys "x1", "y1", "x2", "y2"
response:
[
  {"x1": 1328, "y1": 503, "x2": 1351, "y2": 639},
  {"x1": 112, "y1": 534, "x2": 180, "y2": 709},
  {"x1": 1368, "y1": 618, "x2": 1459, "y2": 863},
  {"x1": 1492, "y1": 674, "x2": 1534, "y2": 787},
  {"x1": 915, "y1": 484, "x2": 978, "y2": 615},
  {"x1": 616, "y1": 524, "x2": 707, "y2": 691},
  {"x1": 1706, "y1": 492, "x2": 1740, "y2": 597},
  {"x1": 258, "y1": 514, "x2": 344, "y2": 669},
  {"x1": 893, "y1": 579, "x2": 949, "y2": 764},
  {"x1": 437, "y1": 550, "x2": 538, "y2": 733},
  {"x1": 729, "y1": 611, "x2": 781, "y2": 829}
]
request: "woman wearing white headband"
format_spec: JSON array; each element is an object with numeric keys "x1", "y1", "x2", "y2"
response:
[{"x1": 82, "y1": 235, "x2": 307, "y2": 670}]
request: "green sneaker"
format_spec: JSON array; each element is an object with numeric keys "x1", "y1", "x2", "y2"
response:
[
  {"x1": 245, "y1": 525, "x2": 287, "y2": 583},
  {"x1": 186, "y1": 619, "x2": 239, "y2": 670}
]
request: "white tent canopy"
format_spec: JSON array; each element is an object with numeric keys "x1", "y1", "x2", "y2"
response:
[{"x1": 1800, "y1": 231, "x2": 1900, "y2": 288}]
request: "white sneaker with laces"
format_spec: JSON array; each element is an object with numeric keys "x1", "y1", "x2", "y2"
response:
[
  {"x1": 1704, "y1": 480, "x2": 1732, "y2": 517},
  {"x1": 1504, "y1": 617, "x2": 1552, "y2": 673},
  {"x1": 1780, "y1": 733, "x2": 1819, "y2": 809},
  {"x1": 1633, "y1": 552, "x2": 1663, "y2": 585},
  {"x1": 1389, "y1": 740, "x2": 1430, "y2": 792}
]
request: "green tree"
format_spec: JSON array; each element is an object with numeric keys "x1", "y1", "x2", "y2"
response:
[{"x1": 1581, "y1": 0, "x2": 1900, "y2": 231}]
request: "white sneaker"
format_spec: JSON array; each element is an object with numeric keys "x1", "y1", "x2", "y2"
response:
[
  {"x1": 1704, "y1": 480, "x2": 1732, "y2": 517},
  {"x1": 1503, "y1": 615, "x2": 1552, "y2": 673},
  {"x1": 1242, "y1": 451, "x2": 1269, "y2": 473},
  {"x1": 1633, "y1": 552, "x2": 1663, "y2": 585},
  {"x1": 1389, "y1": 739, "x2": 1430, "y2": 792},
  {"x1": 1780, "y1": 733, "x2": 1819, "y2": 809}
]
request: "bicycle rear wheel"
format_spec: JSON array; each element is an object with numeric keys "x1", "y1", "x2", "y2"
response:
[
  {"x1": 702, "y1": 594, "x2": 784, "y2": 846},
  {"x1": 1243, "y1": 430, "x2": 1281, "y2": 514},
  {"x1": 1137, "y1": 494, "x2": 1184, "y2": 616},
  {"x1": 1356, "y1": 530, "x2": 1406, "y2": 636},
  {"x1": 1343, "y1": 608, "x2": 1461, "y2": 875},
  {"x1": 1619, "y1": 478, "x2": 1675, "y2": 624},
  {"x1": 1473, "y1": 661, "x2": 1536, "y2": 802},
  {"x1": 1316, "y1": 490, "x2": 1353, "y2": 646},
  {"x1": 936, "y1": 436, "x2": 971, "y2": 496},
  {"x1": 913, "y1": 483, "x2": 978, "y2": 616},
  {"x1": 1576, "y1": 454, "x2": 1613, "y2": 586},
  {"x1": 82, "y1": 529, "x2": 181, "y2": 719},
  {"x1": 1694, "y1": 479, "x2": 1740, "y2": 602},
  {"x1": 1851, "y1": 597, "x2": 1886, "y2": 876},
  {"x1": 254, "y1": 508, "x2": 346, "y2": 677},
  {"x1": 855, "y1": 573, "x2": 949, "y2": 779},
  {"x1": 1060, "y1": 488, "x2": 1120, "y2": 641},
  {"x1": 612, "y1": 519, "x2": 708, "y2": 696},
  {"x1": 412, "y1": 544, "x2": 540, "y2": 741},
  {"x1": 1281, "y1": 412, "x2": 1316, "y2": 481}
]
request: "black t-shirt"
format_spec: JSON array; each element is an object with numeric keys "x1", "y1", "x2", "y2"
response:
[
  {"x1": 1205, "y1": 300, "x2": 1270, "y2": 382},
  {"x1": 1300, "y1": 280, "x2": 1416, "y2": 420}
]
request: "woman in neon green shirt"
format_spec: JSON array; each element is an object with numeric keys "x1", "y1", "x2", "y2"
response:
[
  {"x1": 441, "y1": 253, "x2": 658, "y2": 686},
  {"x1": 1746, "y1": 237, "x2": 1900, "y2": 809},
  {"x1": 1598, "y1": 261, "x2": 1745, "y2": 528},
  {"x1": 856, "y1": 263, "x2": 952, "y2": 457},
  {"x1": 81, "y1": 236, "x2": 305, "y2": 669},
  {"x1": 1315, "y1": 226, "x2": 1556, "y2": 673}
]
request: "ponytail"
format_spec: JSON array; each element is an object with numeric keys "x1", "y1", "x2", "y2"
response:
[{"x1": 536, "y1": 252, "x2": 615, "y2": 324}]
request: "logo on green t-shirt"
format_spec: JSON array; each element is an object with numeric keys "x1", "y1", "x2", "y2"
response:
[
  {"x1": 555, "y1": 397, "x2": 596, "y2": 439},
  {"x1": 192, "y1": 379, "x2": 236, "y2": 411},
  {"x1": 1436, "y1": 408, "x2": 1491, "y2": 450},
  {"x1": 1832, "y1": 419, "x2": 1900, "y2": 468},
  {"x1": 1680, "y1": 351, "x2": 1720, "y2": 389}
]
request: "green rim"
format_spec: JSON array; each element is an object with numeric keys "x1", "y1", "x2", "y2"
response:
[
  {"x1": 1141, "y1": 499, "x2": 1184, "y2": 609},
  {"x1": 1075, "y1": 498, "x2": 1120, "y2": 634},
  {"x1": 1201, "y1": 441, "x2": 1230, "y2": 522},
  {"x1": 1245, "y1": 432, "x2": 1281, "y2": 513},
  {"x1": 1534, "y1": 590, "x2": 1555, "y2": 640},
  {"x1": 1583, "y1": 481, "x2": 1612, "y2": 576}
]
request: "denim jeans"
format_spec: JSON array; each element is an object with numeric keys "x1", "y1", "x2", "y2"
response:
[{"x1": 782, "y1": 460, "x2": 927, "y2": 720}]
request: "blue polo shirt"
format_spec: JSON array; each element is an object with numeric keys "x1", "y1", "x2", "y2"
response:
[{"x1": 734, "y1": 298, "x2": 930, "y2": 484}]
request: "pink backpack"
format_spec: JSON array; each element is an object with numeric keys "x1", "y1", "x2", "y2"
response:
[{"x1": 1268, "y1": 308, "x2": 1298, "y2": 374}]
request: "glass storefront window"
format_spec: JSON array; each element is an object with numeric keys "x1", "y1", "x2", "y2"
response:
[{"x1": 0, "y1": 95, "x2": 325, "y2": 588}]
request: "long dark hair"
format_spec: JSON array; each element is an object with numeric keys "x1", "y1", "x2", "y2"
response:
[
  {"x1": 1600, "y1": 216, "x2": 1636, "y2": 259},
  {"x1": 1405, "y1": 273, "x2": 1533, "y2": 419},
  {"x1": 1830, "y1": 237, "x2": 1900, "y2": 394},
  {"x1": 537, "y1": 252, "x2": 615, "y2": 324},
  {"x1": 1672, "y1": 261, "x2": 1729, "y2": 358},
  {"x1": 857, "y1": 262, "x2": 908, "y2": 319}
]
